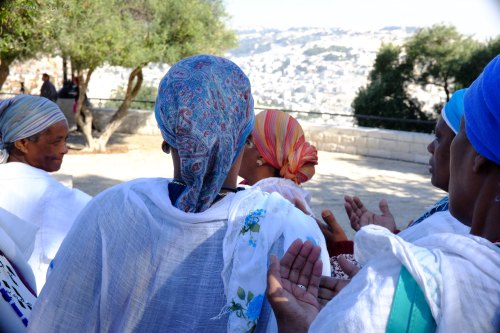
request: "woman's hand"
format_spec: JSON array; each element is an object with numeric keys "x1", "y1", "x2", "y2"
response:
[
  {"x1": 344, "y1": 196, "x2": 397, "y2": 232},
  {"x1": 266, "y1": 239, "x2": 323, "y2": 333}
]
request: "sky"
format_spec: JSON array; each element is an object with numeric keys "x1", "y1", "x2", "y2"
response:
[{"x1": 225, "y1": 0, "x2": 500, "y2": 40}]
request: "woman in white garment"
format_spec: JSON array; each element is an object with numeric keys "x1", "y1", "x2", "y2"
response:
[
  {"x1": 266, "y1": 55, "x2": 500, "y2": 333},
  {"x1": 0, "y1": 95, "x2": 91, "y2": 291},
  {"x1": 239, "y1": 109, "x2": 348, "y2": 259},
  {"x1": 28, "y1": 55, "x2": 330, "y2": 333}
]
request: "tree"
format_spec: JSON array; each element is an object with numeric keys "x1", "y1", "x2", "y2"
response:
[
  {"x1": 46, "y1": 0, "x2": 236, "y2": 151},
  {"x1": 454, "y1": 36, "x2": 500, "y2": 89},
  {"x1": 94, "y1": 0, "x2": 237, "y2": 151},
  {"x1": 352, "y1": 44, "x2": 431, "y2": 132},
  {"x1": 0, "y1": 0, "x2": 47, "y2": 90},
  {"x1": 405, "y1": 25, "x2": 480, "y2": 101}
]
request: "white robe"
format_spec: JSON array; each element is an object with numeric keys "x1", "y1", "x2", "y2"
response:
[
  {"x1": 251, "y1": 177, "x2": 314, "y2": 215},
  {"x1": 0, "y1": 162, "x2": 91, "y2": 291},
  {"x1": 28, "y1": 178, "x2": 329, "y2": 333},
  {"x1": 310, "y1": 212, "x2": 500, "y2": 333}
]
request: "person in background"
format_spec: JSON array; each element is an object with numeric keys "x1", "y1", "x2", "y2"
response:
[
  {"x1": 28, "y1": 55, "x2": 329, "y2": 333},
  {"x1": 40, "y1": 74, "x2": 57, "y2": 103},
  {"x1": 0, "y1": 95, "x2": 91, "y2": 291},
  {"x1": 266, "y1": 55, "x2": 500, "y2": 333}
]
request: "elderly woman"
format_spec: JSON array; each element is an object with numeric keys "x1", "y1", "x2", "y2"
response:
[
  {"x1": 28, "y1": 55, "x2": 329, "y2": 332},
  {"x1": 0, "y1": 95, "x2": 91, "y2": 291},
  {"x1": 267, "y1": 55, "x2": 500, "y2": 333}
]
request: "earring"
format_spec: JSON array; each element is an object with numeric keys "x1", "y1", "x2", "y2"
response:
[{"x1": 256, "y1": 159, "x2": 263, "y2": 166}]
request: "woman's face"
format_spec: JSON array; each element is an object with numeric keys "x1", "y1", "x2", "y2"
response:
[
  {"x1": 427, "y1": 117, "x2": 455, "y2": 192},
  {"x1": 23, "y1": 120, "x2": 69, "y2": 172},
  {"x1": 448, "y1": 117, "x2": 476, "y2": 226}
]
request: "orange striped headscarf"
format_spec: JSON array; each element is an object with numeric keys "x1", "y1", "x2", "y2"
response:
[{"x1": 252, "y1": 109, "x2": 318, "y2": 184}]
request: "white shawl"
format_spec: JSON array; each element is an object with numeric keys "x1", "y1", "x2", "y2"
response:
[
  {"x1": 0, "y1": 162, "x2": 91, "y2": 290},
  {"x1": 310, "y1": 213, "x2": 500, "y2": 333},
  {"x1": 28, "y1": 178, "x2": 328, "y2": 333}
]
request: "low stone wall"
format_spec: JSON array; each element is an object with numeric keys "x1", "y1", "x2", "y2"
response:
[
  {"x1": 62, "y1": 102, "x2": 433, "y2": 164},
  {"x1": 303, "y1": 125, "x2": 432, "y2": 164}
]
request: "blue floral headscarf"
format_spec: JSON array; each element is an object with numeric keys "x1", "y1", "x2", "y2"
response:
[{"x1": 155, "y1": 55, "x2": 255, "y2": 213}]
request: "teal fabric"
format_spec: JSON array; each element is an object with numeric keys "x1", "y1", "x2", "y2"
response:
[{"x1": 386, "y1": 266, "x2": 437, "y2": 333}]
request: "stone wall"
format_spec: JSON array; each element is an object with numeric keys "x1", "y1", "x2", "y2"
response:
[{"x1": 60, "y1": 101, "x2": 433, "y2": 164}]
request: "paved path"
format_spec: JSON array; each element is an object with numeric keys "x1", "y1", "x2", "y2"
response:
[{"x1": 56, "y1": 133, "x2": 444, "y2": 238}]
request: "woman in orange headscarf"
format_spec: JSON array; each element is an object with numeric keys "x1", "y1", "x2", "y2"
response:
[{"x1": 239, "y1": 109, "x2": 318, "y2": 214}]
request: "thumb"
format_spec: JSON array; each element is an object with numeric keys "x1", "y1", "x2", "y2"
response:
[
  {"x1": 321, "y1": 210, "x2": 348, "y2": 241},
  {"x1": 378, "y1": 199, "x2": 393, "y2": 217}
]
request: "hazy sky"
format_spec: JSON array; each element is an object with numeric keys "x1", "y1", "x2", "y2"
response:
[{"x1": 225, "y1": 0, "x2": 500, "y2": 40}]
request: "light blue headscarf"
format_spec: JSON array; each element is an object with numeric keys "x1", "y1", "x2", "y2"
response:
[
  {"x1": 0, "y1": 95, "x2": 67, "y2": 164},
  {"x1": 155, "y1": 55, "x2": 255, "y2": 213},
  {"x1": 464, "y1": 54, "x2": 500, "y2": 166},
  {"x1": 442, "y1": 88, "x2": 467, "y2": 134}
]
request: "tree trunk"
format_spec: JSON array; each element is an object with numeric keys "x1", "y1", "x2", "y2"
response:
[
  {"x1": 74, "y1": 67, "x2": 97, "y2": 150},
  {"x1": 0, "y1": 58, "x2": 13, "y2": 91},
  {"x1": 444, "y1": 79, "x2": 450, "y2": 102},
  {"x1": 93, "y1": 66, "x2": 144, "y2": 151}
]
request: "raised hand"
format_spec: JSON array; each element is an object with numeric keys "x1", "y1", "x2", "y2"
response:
[
  {"x1": 266, "y1": 239, "x2": 323, "y2": 333},
  {"x1": 344, "y1": 196, "x2": 397, "y2": 232},
  {"x1": 316, "y1": 209, "x2": 349, "y2": 257}
]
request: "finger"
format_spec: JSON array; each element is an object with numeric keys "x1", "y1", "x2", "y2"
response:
[
  {"x1": 378, "y1": 199, "x2": 393, "y2": 217},
  {"x1": 352, "y1": 196, "x2": 367, "y2": 214},
  {"x1": 288, "y1": 240, "x2": 314, "y2": 284},
  {"x1": 296, "y1": 245, "x2": 322, "y2": 293},
  {"x1": 318, "y1": 286, "x2": 337, "y2": 302},
  {"x1": 321, "y1": 210, "x2": 348, "y2": 241},
  {"x1": 318, "y1": 297, "x2": 329, "y2": 307},
  {"x1": 338, "y1": 256, "x2": 360, "y2": 278},
  {"x1": 345, "y1": 204, "x2": 360, "y2": 231},
  {"x1": 280, "y1": 239, "x2": 303, "y2": 280}
]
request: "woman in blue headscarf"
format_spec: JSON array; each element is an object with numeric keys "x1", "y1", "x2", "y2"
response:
[
  {"x1": 29, "y1": 55, "x2": 329, "y2": 333},
  {"x1": 0, "y1": 95, "x2": 91, "y2": 293}
]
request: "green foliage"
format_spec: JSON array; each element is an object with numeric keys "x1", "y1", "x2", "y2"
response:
[
  {"x1": 0, "y1": 0, "x2": 45, "y2": 61},
  {"x1": 0, "y1": 0, "x2": 51, "y2": 88},
  {"x1": 46, "y1": 0, "x2": 129, "y2": 72},
  {"x1": 405, "y1": 25, "x2": 480, "y2": 100},
  {"x1": 353, "y1": 24, "x2": 499, "y2": 132},
  {"x1": 105, "y1": 85, "x2": 157, "y2": 110},
  {"x1": 454, "y1": 36, "x2": 500, "y2": 89},
  {"x1": 352, "y1": 44, "x2": 433, "y2": 132}
]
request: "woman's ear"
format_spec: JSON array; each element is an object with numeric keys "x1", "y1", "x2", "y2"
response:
[{"x1": 14, "y1": 139, "x2": 29, "y2": 154}]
